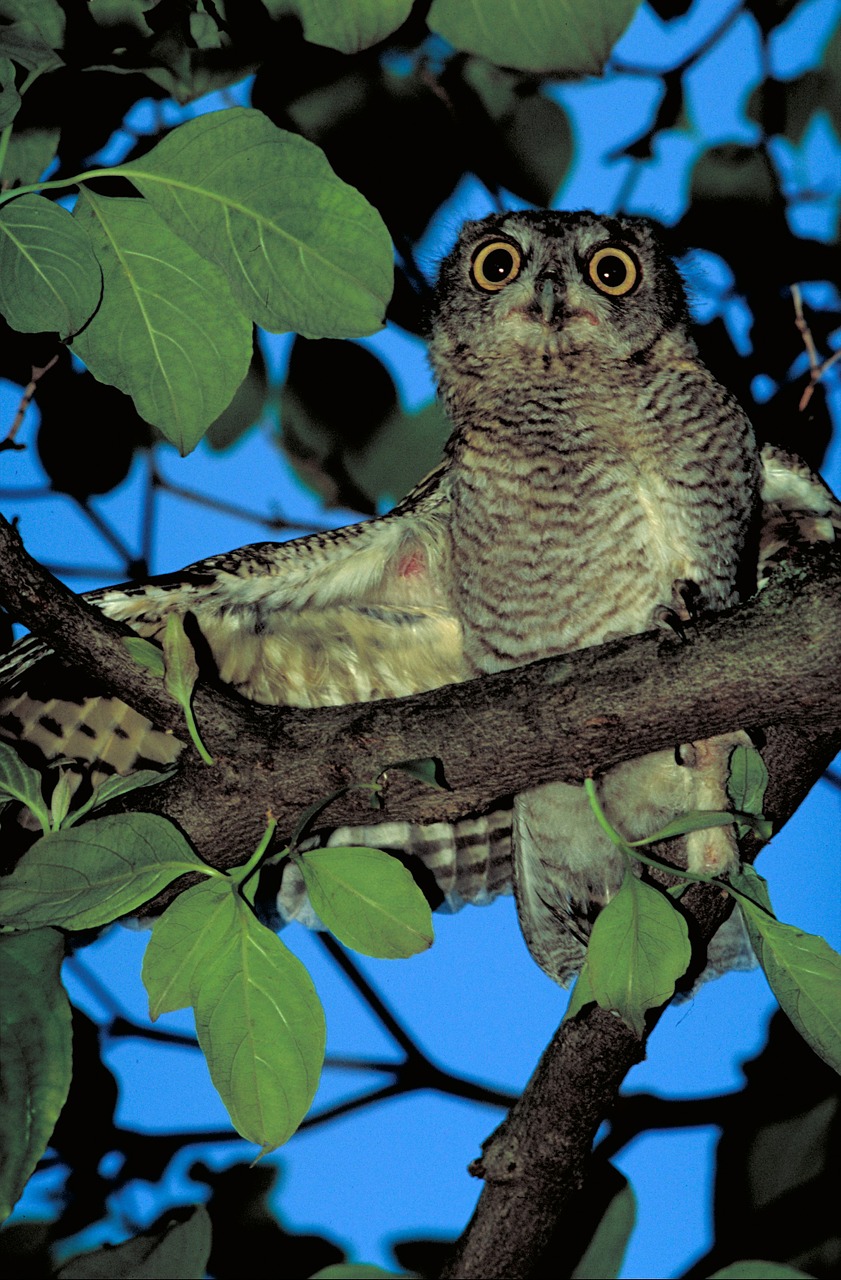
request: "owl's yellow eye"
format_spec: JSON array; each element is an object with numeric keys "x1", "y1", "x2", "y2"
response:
[
  {"x1": 471, "y1": 240, "x2": 522, "y2": 292},
  {"x1": 587, "y1": 247, "x2": 639, "y2": 296}
]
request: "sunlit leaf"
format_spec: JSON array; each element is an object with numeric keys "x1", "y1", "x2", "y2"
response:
[
  {"x1": 0, "y1": 739, "x2": 50, "y2": 833},
  {"x1": 123, "y1": 634, "x2": 165, "y2": 678},
  {"x1": 427, "y1": 0, "x2": 642, "y2": 74},
  {"x1": 123, "y1": 108, "x2": 393, "y2": 337},
  {"x1": 734, "y1": 866, "x2": 841, "y2": 1075},
  {"x1": 0, "y1": 929, "x2": 71, "y2": 1224},
  {"x1": 71, "y1": 190, "x2": 253, "y2": 454},
  {"x1": 56, "y1": 1205, "x2": 212, "y2": 1279},
  {"x1": 587, "y1": 873, "x2": 691, "y2": 1035},
  {"x1": 152, "y1": 877, "x2": 325, "y2": 1148},
  {"x1": 0, "y1": 813, "x2": 209, "y2": 931},
  {"x1": 297, "y1": 846, "x2": 434, "y2": 958}
]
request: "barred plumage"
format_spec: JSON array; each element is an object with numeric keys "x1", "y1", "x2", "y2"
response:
[{"x1": 2, "y1": 211, "x2": 839, "y2": 986}]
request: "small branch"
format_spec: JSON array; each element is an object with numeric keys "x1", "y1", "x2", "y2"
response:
[
  {"x1": 791, "y1": 283, "x2": 841, "y2": 411},
  {"x1": 1, "y1": 353, "x2": 59, "y2": 450}
]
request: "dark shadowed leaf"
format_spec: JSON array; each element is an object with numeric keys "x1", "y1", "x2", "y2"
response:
[
  {"x1": 123, "y1": 108, "x2": 393, "y2": 337},
  {"x1": 427, "y1": 0, "x2": 641, "y2": 74},
  {"x1": 571, "y1": 1172, "x2": 636, "y2": 1280},
  {"x1": 273, "y1": 0, "x2": 414, "y2": 53},
  {"x1": 0, "y1": 195, "x2": 101, "y2": 338},
  {"x1": 55, "y1": 1205, "x2": 212, "y2": 1279},
  {"x1": 0, "y1": 813, "x2": 210, "y2": 930},
  {"x1": 0, "y1": 928, "x2": 71, "y2": 1224}
]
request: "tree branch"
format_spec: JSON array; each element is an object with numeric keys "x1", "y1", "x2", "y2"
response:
[{"x1": 1, "y1": 513, "x2": 839, "y2": 863}]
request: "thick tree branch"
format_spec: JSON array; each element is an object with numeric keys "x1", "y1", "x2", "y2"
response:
[{"x1": 1, "y1": 513, "x2": 839, "y2": 864}]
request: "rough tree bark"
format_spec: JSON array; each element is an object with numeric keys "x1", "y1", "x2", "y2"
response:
[{"x1": 1, "y1": 512, "x2": 839, "y2": 1279}]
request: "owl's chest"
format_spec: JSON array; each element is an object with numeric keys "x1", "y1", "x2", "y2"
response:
[{"x1": 449, "y1": 398, "x2": 753, "y2": 672}]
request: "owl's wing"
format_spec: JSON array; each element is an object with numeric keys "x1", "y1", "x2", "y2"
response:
[
  {"x1": 758, "y1": 443, "x2": 841, "y2": 586},
  {"x1": 0, "y1": 461, "x2": 466, "y2": 775}
]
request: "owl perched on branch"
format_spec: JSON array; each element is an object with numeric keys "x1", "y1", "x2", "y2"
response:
[{"x1": 1, "y1": 211, "x2": 839, "y2": 985}]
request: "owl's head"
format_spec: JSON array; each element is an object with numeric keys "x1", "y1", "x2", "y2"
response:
[{"x1": 429, "y1": 210, "x2": 690, "y2": 384}]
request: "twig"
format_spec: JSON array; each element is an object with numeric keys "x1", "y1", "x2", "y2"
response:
[
  {"x1": 791, "y1": 284, "x2": 841, "y2": 411},
  {"x1": 0, "y1": 353, "x2": 59, "y2": 450}
]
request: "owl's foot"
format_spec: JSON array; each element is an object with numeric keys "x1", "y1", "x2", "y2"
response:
[{"x1": 651, "y1": 579, "x2": 702, "y2": 641}]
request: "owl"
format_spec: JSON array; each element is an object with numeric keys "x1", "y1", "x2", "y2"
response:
[{"x1": 2, "y1": 211, "x2": 839, "y2": 986}]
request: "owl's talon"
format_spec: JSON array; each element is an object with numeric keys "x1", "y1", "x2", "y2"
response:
[{"x1": 652, "y1": 605, "x2": 689, "y2": 642}]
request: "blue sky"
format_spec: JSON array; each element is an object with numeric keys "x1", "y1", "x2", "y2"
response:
[{"x1": 2, "y1": 1, "x2": 840, "y2": 1276}]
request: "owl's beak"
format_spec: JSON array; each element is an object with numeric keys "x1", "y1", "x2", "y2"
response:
[{"x1": 538, "y1": 274, "x2": 563, "y2": 323}]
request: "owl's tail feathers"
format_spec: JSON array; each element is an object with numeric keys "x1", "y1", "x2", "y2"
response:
[{"x1": 270, "y1": 810, "x2": 514, "y2": 931}]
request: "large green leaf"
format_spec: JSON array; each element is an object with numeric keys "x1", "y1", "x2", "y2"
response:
[
  {"x1": 122, "y1": 108, "x2": 393, "y2": 337},
  {"x1": 427, "y1": 0, "x2": 642, "y2": 74},
  {"x1": 0, "y1": 812, "x2": 210, "y2": 931},
  {"x1": 587, "y1": 873, "x2": 691, "y2": 1035},
  {"x1": 0, "y1": 194, "x2": 101, "y2": 338},
  {"x1": 0, "y1": 928, "x2": 71, "y2": 1223},
  {"x1": 734, "y1": 866, "x2": 841, "y2": 1075},
  {"x1": 56, "y1": 1205, "x2": 212, "y2": 1279},
  {"x1": 144, "y1": 877, "x2": 325, "y2": 1148},
  {"x1": 269, "y1": 0, "x2": 413, "y2": 53},
  {"x1": 297, "y1": 846, "x2": 434, "y2": 958},
  {"x1": 71, "y1": 190, "x2": 253, "y2": 454}
]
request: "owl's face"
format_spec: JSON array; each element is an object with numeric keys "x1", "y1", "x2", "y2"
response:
[{"x1": 429, "y1": 210, "x2": 689, "y2": 378}]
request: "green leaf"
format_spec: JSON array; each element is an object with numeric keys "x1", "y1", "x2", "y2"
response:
[
  {"x1": 0, "y1": 55, "x2": 21, "y2": 128},
  {"x1": 427, "y1": 0, "x2": 642, "y2": 74},
  {"x1": 163, "y1": 614, "x2": 213, "y2": 764},
  {"x1": 297, "y1": 846, "x2": 434, "y2": 958},
  {"x1": 145, "y1": 877, "x2": 326, "y2": 1148},
  {"x1": 122, "y1": 108, "x2": 393, "y2": 337},
  {"x1": 564, "y1": 961, "x2": 596, "y2": 1021},
  {"x1": 629, "y1": 809, "x2": 735, "y2": 846},
  {"x1": 587, "y1": 873, "x2": 692, "y2": 1035},
  {"x1": 689, "y1": 145, "x2": 777, "y2": 206},
  {"x1": 65, "y1": 768, "x2": 177, "y2": 827},
  {"x1": 388, "y1": 757, "x2": 451, "y2": 791},
  {"x1": 571, "y1": 1174, "x2": 636, "y2": 1280},
  {"x1": 0, "y1": 125, "x2": 60, "y2": 187},
  {"x1": 707, "y1": 1264, "x2": 815, "y2": 1280},
  {"x1": 0, "y1": 0, "x2": 65, "y2": 51},
  {"x1": 71, "y1": 189, "x2": 253, "y2": 455},
  {"x1": 275, "y1": 0, "x2": 414, "y2": 53},
  {"x1": 55, "y1": 1205, "x2": 212, "y2": 1279},
  {"x1": 0, "y1": 22, "x2": 62, "y2": 75},
  {"x1": 727, "y1": 745, "x2": 769, "y2": 839},
  {"x1": 0, "y1": 928, "x2": 71, "y2": 1224},
  {"x1": 123, "y1": 634, "x2": 165, "y2": 678},
  {"x1": 0, "y1": 739, "x2": 50, "y2": 833},
  {"x1": 733, "y1": 865, "x2": 841, "y2": 1075},
  {"x1": 48, "y1": 770, "x2": 73, "y2": 830},
  {"x1": 0, "y1": 195, "x2": 101, "y2": 338},
  {"x1": 143, "y1": 878, "x2": 237, "y2": 1018},
  {"x1": 342, "y1": 400, "x2": 452, "y2": 509},
  {"x1": 0, "y1": 813, "x2": 210, "y2": 931}
]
